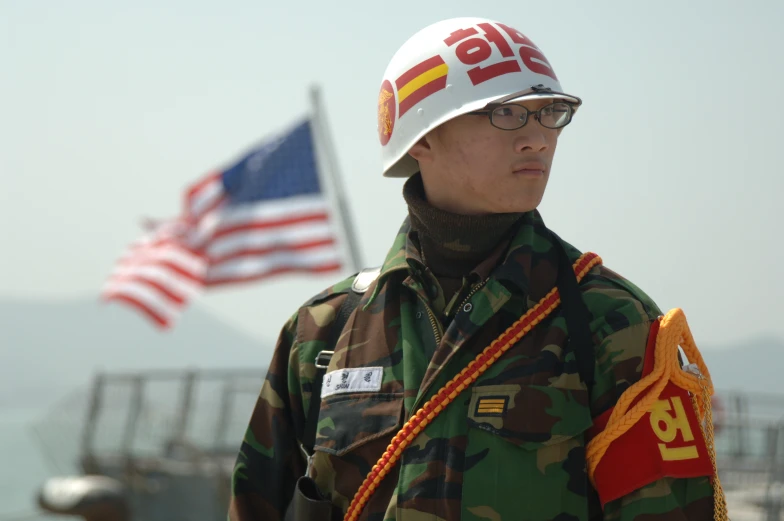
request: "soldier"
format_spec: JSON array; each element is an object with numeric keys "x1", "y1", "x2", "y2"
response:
[{"x1": 229, "y1": 17, "x2": 722, "y2": 521}]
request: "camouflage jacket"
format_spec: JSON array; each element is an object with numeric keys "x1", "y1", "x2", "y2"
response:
[{"x1": 229, "y1": 211, "x2": 714, "y2": 521}]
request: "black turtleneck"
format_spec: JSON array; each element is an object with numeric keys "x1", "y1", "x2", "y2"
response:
[{"x1": 403, "y1": 173, "x2": 523, "y2": 314}]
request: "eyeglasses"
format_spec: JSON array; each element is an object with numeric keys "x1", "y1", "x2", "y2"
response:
[{"x1": 468, "y1": 101, "x2": 575, "y2": 130}]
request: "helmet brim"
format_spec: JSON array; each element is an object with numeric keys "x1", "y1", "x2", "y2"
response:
[{"x1": 492, "y1": 89, "x2": 582, "y2": 107}]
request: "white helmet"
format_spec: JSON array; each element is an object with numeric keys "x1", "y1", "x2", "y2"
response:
[{"x1": 377, "y1": 17, "x2": 581, "y2": 178}]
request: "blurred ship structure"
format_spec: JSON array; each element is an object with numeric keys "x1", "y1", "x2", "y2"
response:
[
  {"x1": 28, "y1": 370, "x2": 784, "y2": 521},
  {"x1": 30, "y1": 368, "x2": 264, "y2": 521},
  {"x1": 715, "y1": 391, "x2": 784, "y2": 520}
]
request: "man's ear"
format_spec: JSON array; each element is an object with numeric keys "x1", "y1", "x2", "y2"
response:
[{"x1": 408, "y1": 135, "x2": 433, "y2": 163}]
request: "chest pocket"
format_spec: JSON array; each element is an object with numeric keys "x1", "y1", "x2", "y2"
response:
[
  {"x1": 461, "y1": 379, "x2": 594, "y2": 521},
  {"x1": 313, "y1": 392, "x2": 404, "y2": 455},
  {"x1": 310, "y1": 392, "x2": 404, "y2": 513}
]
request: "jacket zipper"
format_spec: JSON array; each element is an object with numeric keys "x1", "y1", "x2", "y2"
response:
[
  {"x1": 420, "y1": 296, "x2": 443, "y2": 347},
  {"x1": 409, "y1": 278, "x2": 489, "y2": 418},
  {"x1": 419, "y1": 277, "x2": 490, "y2": 369},
  {"x1": 453, "y1": 278, "x2": 489, "y2": 318}
]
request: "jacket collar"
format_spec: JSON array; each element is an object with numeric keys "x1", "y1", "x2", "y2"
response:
[{"x1": 366, "y1": 210, "x2": 564, "y2": 307}]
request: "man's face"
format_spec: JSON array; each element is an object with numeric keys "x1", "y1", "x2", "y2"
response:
[{"x1": 409, "y1": 98, "x2": 560, "y2": 215}]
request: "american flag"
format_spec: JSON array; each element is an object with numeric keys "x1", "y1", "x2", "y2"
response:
[{"x1": 101, "y1": 119, "x2": 346, "y2": 329}]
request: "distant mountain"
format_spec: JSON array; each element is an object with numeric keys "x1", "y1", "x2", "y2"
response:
[
  {"x1": 0, "y1": 297, "x2": 273, "y2": 408},
  {"x1": 699, "y1": 335, "x2": 784, "y2": 395}
]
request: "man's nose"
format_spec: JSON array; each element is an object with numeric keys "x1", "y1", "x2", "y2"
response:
[{"x1": 514, "y1": 125, "x2": 550, "y2": 153}]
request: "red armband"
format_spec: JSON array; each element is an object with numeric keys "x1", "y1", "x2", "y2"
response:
[{"x1": 586, "y1": 318, "x2": 714, "y2": 506}]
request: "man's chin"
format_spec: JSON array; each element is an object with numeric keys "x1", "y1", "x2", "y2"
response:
[{"x1": 494, "y1": 196, "x2": 544, "y2": 214}]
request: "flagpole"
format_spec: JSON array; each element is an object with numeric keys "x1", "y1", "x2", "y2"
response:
[{"x1": 309, "y1": 84, "x2": 364, "y2": 273}]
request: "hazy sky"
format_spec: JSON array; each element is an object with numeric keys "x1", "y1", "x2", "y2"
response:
[{"x1": 2, "y1": 0, "x2": 782, "y2": 350}]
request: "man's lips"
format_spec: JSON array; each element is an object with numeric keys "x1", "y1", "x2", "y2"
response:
[{"x1": 512, "y1": 162, "x2": 546, "y2": 175}]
